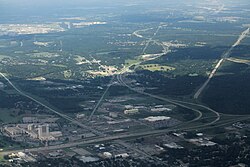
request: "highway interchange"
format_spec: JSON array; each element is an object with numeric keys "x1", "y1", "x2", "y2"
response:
[{"x1": 0, "y1": 25, "x2": 250, "y2": 160}]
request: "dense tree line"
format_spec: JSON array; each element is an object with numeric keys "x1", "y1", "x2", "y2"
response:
[
  {"x1": 202, "y1": 65, "x2": 250, "y2": 114},
  {"x1": 129, "y1": 71, "x2": 205, "y2": 97}
]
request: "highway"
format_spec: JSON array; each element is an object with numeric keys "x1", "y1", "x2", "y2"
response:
[
  {"x1": 117, "y1": 73, "x2": 222, "y2": 127},
  {"x1": 1, "y1": 26, "x2": 249, "y2": 158},
  {"x1": 0, "y1": 71, "x2": 248, "y2": 158},
  {"x1": 142, "y1": 25, "x2": 161, "y2": 54},
  {"x1": 0, "y1": 25, "x2": 202, "y2": 158},
  {"x1": 88, "y1": 76, "x2": 115, "y2": 121},
  {"x1": 132, "y1": 28, "x2": 153, "y2": 39},
  {"x1": 0, "y1": 69, "x2": 247, "y2": 156},
  {"x1": 120, "y1": 28, "x2": 250, "y2": 127},
  {"x1": 0, "y1": 72, "x2": 158, "y2": 159},
  {"x1": 194, "y1": 27, "x2": 250, "y2": 99},
  {"x1": 170, "y1": 99, "x2": 220, "y2": 125},
  {"x1": 0, "y1": 72, "x2": 104, "y2": 136},
  {"x1": 117, "y1": 22, "x2": 226, "y2": 129},
  {"x1": 117, "y1": 24, "x2": 221, "y2": 125},
  {"x1": 1, "y1": 109, "x2": 249, "y2": 156},
  {"x1": 0, "y1": 128, "x2": 184, "y2": 155}
]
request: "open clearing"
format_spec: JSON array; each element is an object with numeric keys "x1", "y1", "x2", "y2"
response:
[{"x1": 138, "y1": 64, "x2": 175, "y2": 72}]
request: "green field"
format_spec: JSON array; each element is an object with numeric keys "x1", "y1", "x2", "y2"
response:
[
  {"x1": 138, "y1": 64, "x2": 175, "y2": 72},
  {"x1": 0, "y1": 109, "x2": 22, "y2": 123}
]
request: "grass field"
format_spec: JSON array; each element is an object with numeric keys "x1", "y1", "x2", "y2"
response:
[
  {"x1": 125, "y1": 58, "x2": 141, "y2": 68},
  {"x1": 0, "y1": 109, "x2": 22, "y2": 123},
  {"x1": 138, "y1": 64, "x2": 175, "y2": 72}
]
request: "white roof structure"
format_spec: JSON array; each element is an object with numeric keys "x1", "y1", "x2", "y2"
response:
[{"x1": 144, "y1": 116, "x2": 170, "y2": 122}]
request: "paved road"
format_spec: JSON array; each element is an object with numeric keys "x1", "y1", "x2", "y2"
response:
[
  {"x1": 132, "y1": 28, "x2": 153, "y2": 39},
  {"x1": 88, "y1": 76, "x2": 115, "y2": 121},
  {"x1": 2, "y1": 26, "x2": 247, "y2": 158},
  {"x1": 0, "y1": 72, "x2": 156, "y2": 159},
  {"x1": 116, "y1": 72, "x2": 223, "y2": 126},
  {"x1": 2, "y1": 112, "x2": 249, "y2": 156},
  {"x1": 142, "y1": 25, "x2": 161, "y2": 54},
  {"x1": 194, "y1": 28, "x2": 250, "y2": 99},
  {"x1": 0, "y1": 72, "x2": 103, "y2": 136},
  {"x1": 117, "y1": 74, "x2": 203, "y2": 122},
  {"x1": 170, "y1": 99, "x2": 220, "y2": 125},
  {"x1": 116, "y1": 24, "x2": 221, "y2": 125},
  {"x1": 0, "y1": 72, "x2": 245, "y2": 156}
]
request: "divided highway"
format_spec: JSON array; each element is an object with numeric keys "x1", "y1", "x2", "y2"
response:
[
  {"x1": 1, "y1": 26, "x2": 249, "y2": 158},
  {"x1": 194, "y1": 28, "x2": 250, "y2": 99},
  {"x1": 0, "y1": 72, "x2": 104, "y2": 136}
]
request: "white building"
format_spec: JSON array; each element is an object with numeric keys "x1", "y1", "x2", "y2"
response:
[
  {"x1": 4, "y1": 127, "x2": 24, "y2": 136},
  {"x1": 144, "y1": 116, "x2": 170, "y2": 122},
  {"x1": 109, "y1": 112, "x2": 118, "y2": 118},
  {"x1": 124, "y1": 108, "x2": 139, "y2": 115},
  {"x1": 76, "y1": 113, "x2": 85, "y2": 119},
  {"x1": 38, "y1": 124, "x2": 49, "y2": 139},
  {"x1": 27, "y1": 124, "x2": 35, "y2": 131}
]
